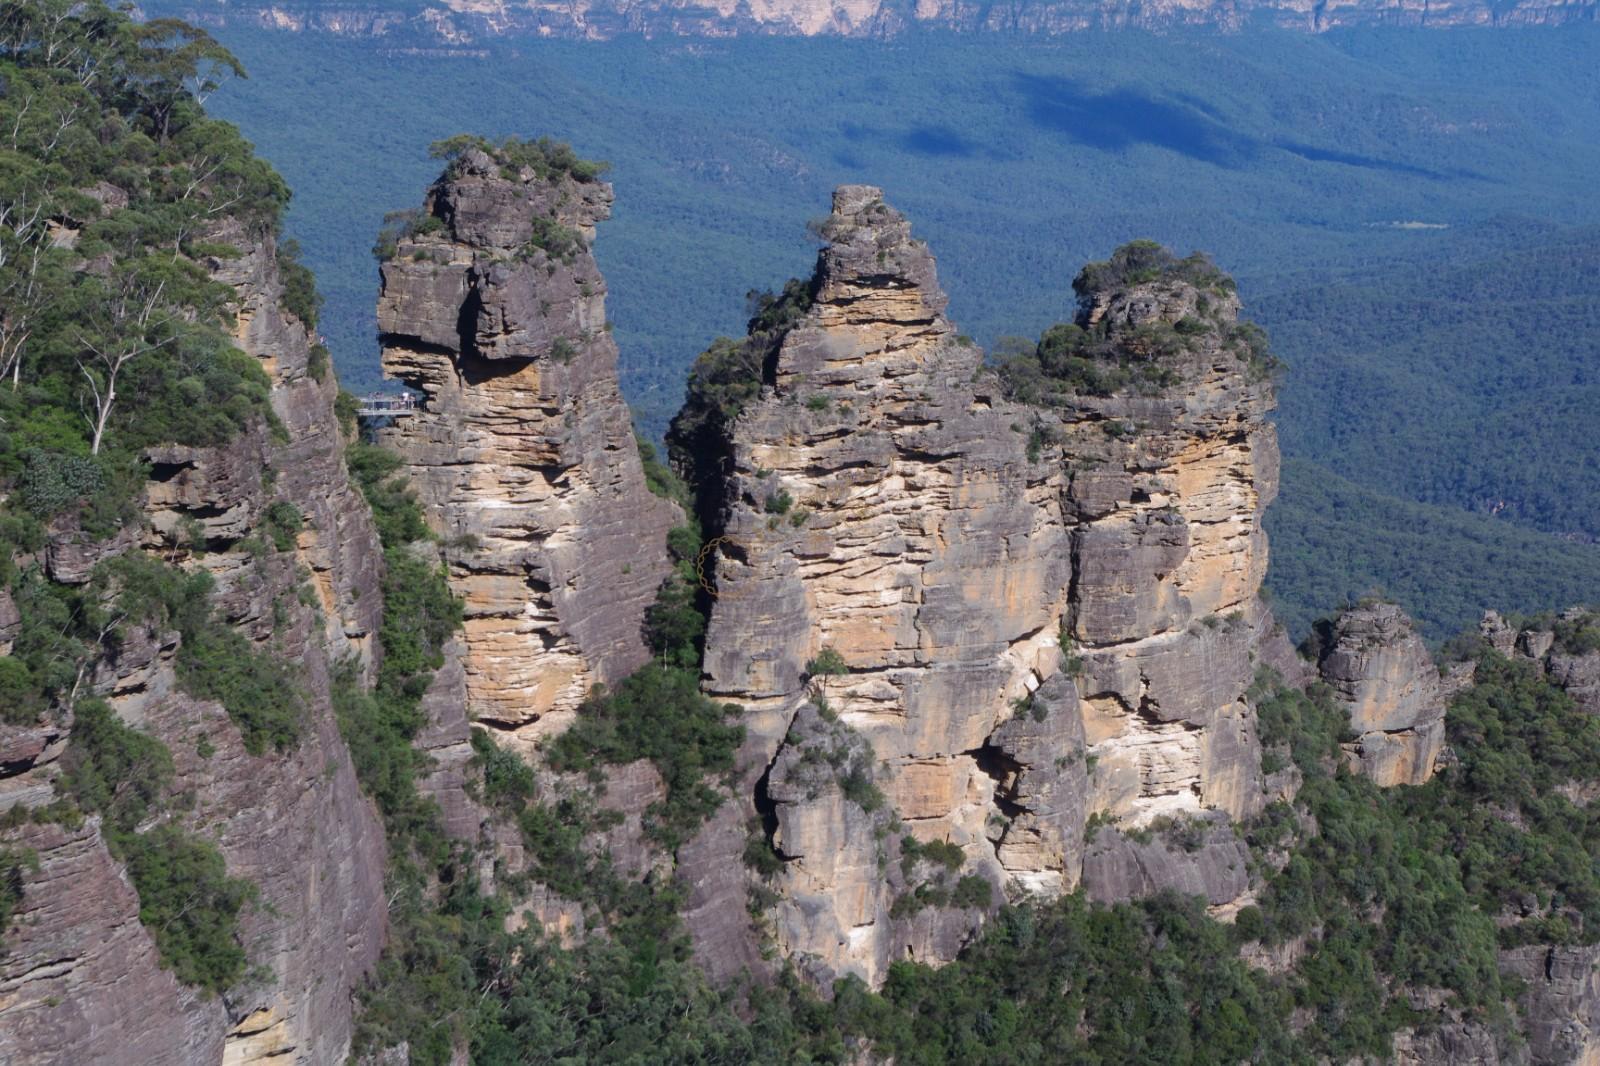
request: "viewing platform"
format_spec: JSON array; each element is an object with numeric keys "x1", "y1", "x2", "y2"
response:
[{"x1": 356, "y1": 392, "x2": 419, "y2": 420}]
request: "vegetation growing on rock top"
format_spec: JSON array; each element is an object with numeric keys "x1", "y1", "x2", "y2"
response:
[
  {"x1": 428, "y1": 133, "x2": 610, "y2": 184},
  {"x1": 668, "y1": 281, "x2": 809, "y2": 449},
  {"x1": 999, "y1": 239, "x2": 1280, "y2": 405},
  {"x1": 1072, "y1": 238, "x2": 1238, "y2": 297}
]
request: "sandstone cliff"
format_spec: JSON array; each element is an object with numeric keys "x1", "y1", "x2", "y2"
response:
[
  {"x1": 155, "y1": 0, "x2": 1600, "y2": 41},
  {"x1": 0, "y1": 227, "x2": 388, "y2": 1064},
  {"x1": 670, "y1": 186, "x2": 1286, "y2": 986},
  {"x1": 376, "y1": 142, "x2": 676, "y2": 753}
]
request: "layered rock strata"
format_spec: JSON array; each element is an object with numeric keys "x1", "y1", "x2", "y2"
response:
[
  {"x1": 377, "y1": 146, "x2": 675, "y2": 750},
  {"x1": 674, "y1": 186, "x2": 1284, "y2": 986},
  {"x1": 0, "y1": 226, "x2": 387, "y2": 1064},
  {"x1": 1316, "y1": 601, "x2": 1446, "y2": 786}
]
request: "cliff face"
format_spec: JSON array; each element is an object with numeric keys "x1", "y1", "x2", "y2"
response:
[
  {"x1": 376, "y1": 146, "x2": 676, "y2": 752},
  {"x1": 673, "y1": 186, "x2": 1284, "y2": 986},
  {"x1": 0, "y1": 226, "x2": 387, "y2": 1065},
  {"x1": 156, "y1": 0, "x2": 1599, "y2": 41}
]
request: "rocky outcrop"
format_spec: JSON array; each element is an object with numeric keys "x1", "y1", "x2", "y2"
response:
[
  {"x1": 377, "y1": 145, "x2": 675, "y2": 752},
  {"x1": 1316, "y1": 602, "x2": 1445, "y2": 786},
  {"x1": 1080, "y1": 814, "x2": 1253, "y2": 913},
  {"x1": 154, "y1": 0, "x2": 1600, "y2": 42},
  {"x1": 0, "y1": 227, "x2": 388, "y2": 1065},
  {"x1": 674, "y1": 187, "x2": 1282, "y2": 986},
  {"x1": 1039, "y1": 245, "x2": 1282, "y2": 832},
  {"x1": 1500, "y1": 943, "x2": 1600, "y2": 1066},
  {"x1": 1485, "y1": 608, "x2": 1600, "y2": 716}
]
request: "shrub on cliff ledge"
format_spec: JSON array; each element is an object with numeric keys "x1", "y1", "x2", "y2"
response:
[
  {"x1": 61, "y1": 699, "x2": 256, "y2": 994},
  {"x1": 548, "y1": 663, "x2": 744, "y2": 850}
]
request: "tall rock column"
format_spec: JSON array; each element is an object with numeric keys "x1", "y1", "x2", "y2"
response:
[
  {"x1": 675, "y1": 186, "x2": 1075, "y2": 986},
  {"x1": 673, "y1": 196, "x2": 1287, "y2": 987},
  {"x1": 377, "y1": 144, "x2": 675, "y2": 749},
  {"x1": 1042, "y1": 245, "x2": 1283, "y2": 829}
]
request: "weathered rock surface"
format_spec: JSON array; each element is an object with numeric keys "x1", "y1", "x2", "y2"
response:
[
  {"x1": 1080, "y1": 814, "x2": 1252, "y2": 912},
  {"x1": 0, "y1": 226, "x2": 388, "y2": 1065},
  {"x1": 377, "y1": 146, "x2": 674, "y2": 751},
  {"x1": 674, "y1": 187, "x2": 1282, "y2": 986},
  {"x1": 1040, "y1": 253, "x2": 1282, "y2": 831},
  {"x1": 1316, "y1": 601, "x2": 1446, "y2": 786},
  {"x1": 1500, "y1": 943, "x2": 1600, "y2": 1066},
  {"x1": 157, "y1": 0, "x2": 1600, "y2": 43},
  {"x1": 0, "y1": 819, "x2": 225, "y2": 1065}
]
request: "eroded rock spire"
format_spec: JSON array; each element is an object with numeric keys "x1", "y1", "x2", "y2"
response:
[
  {"x1": 672, "y1": 190, "x2": 1291, "y2": 987},
  {"x1": 377, "y1": 142, "x2": 675, "y2": 749}
]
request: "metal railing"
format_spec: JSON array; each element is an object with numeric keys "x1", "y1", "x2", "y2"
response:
[{"x1": 356, "y1": 393, "x2": 418, "y2": 419}]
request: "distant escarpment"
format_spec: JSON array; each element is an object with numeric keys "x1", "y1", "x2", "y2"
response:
[
  {"x1": 376, "y1": 138, "x2": 676, "y2": 752},
  {"x1": 665, "y1": 186, "x2": 1293, "y2": 985},
  {"x1": 155, "y1": 0, "x2": 1599, "y2": 42}
]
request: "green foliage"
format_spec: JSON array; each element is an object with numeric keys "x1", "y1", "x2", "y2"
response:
[
  {"x1": 952, "y1": 875, "x2": 993, "y2": 910},
  {"x1": 742, "y1": 819, "x2": 784, "y2": 879},
  {"x1": 118, "y1": 824, "x2": 257, "y2": 991},
  {"x1": 176, "y1": 613, "x2": 302, "y2": 756},
  {"x1": 1074, "y1": 239, "x2": 1236, "y2": 296},
  {"x1": 0, "y1": 846, "x2": 39, "y2": 942},
  {"x1": 277, "y1": 238, "x2": 322, "y2": 328},
  {"x1": 59, "y1": 699, "x2": 176, "y2": 829},
  {"x1": 469, "y1": 728, "x2": 536, "y2": 812},
  {"x1": 852, "y1": 891, "x2": 1294, "y2": 1064},
  {"x1": 307, "y1": 342, "x2": 331, "y2": 383},
  {"x1": 372, "y1": 207, "x2": 440, "y2": 261},
  {"x1": 1265, "y1": 457, "x2": 1600, "y2": 640},
  {"x1": 636, "y1": 434, "x2": 691, "y2": 511},
  {"x1": 644, "y1": 570, "x2": 705, "y2": 668},
  {"x1": 806, "y1": 646, "x2": 848, "y2": 677},
  {"x1": 763, "y1": 488, "x2": 793, "y2": 515},
  {"x1": 547, "y1": 663, "x2": 744, "y2": 850},
  {"x1": 523, "y1": 215, "x2": 586, "y2": 264},
  {"x1": 261, "y1": 500, "x2": 302, "y2": 551},
  {"x1": 377, "y1": 547, "x2": 461, "y2": 696},
  {"x1": 1231, "y1": 663, "x2": 1600, "y2": 1057},
  {"x1": 1250, "y1": 669, "x2": 1346, "y2": 776},
  {"x1": 347, "y1": 442, "x2": 432, "y2": 545},
  {"x1": 0, "y1": 0, "x2": 287, "y2": 538},
  {"x1": 666, "y1": 278, "x2": 815, "y2": 491},
  {"x1": 998, "y1": 240, "x2": 1275, "y2": 407},
  {"x1": 429, "y1": 133, "x2": 609, "y2": 184},
  {"x1": 900, "y1": 835, "x2": 964, "y2": 876}
]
